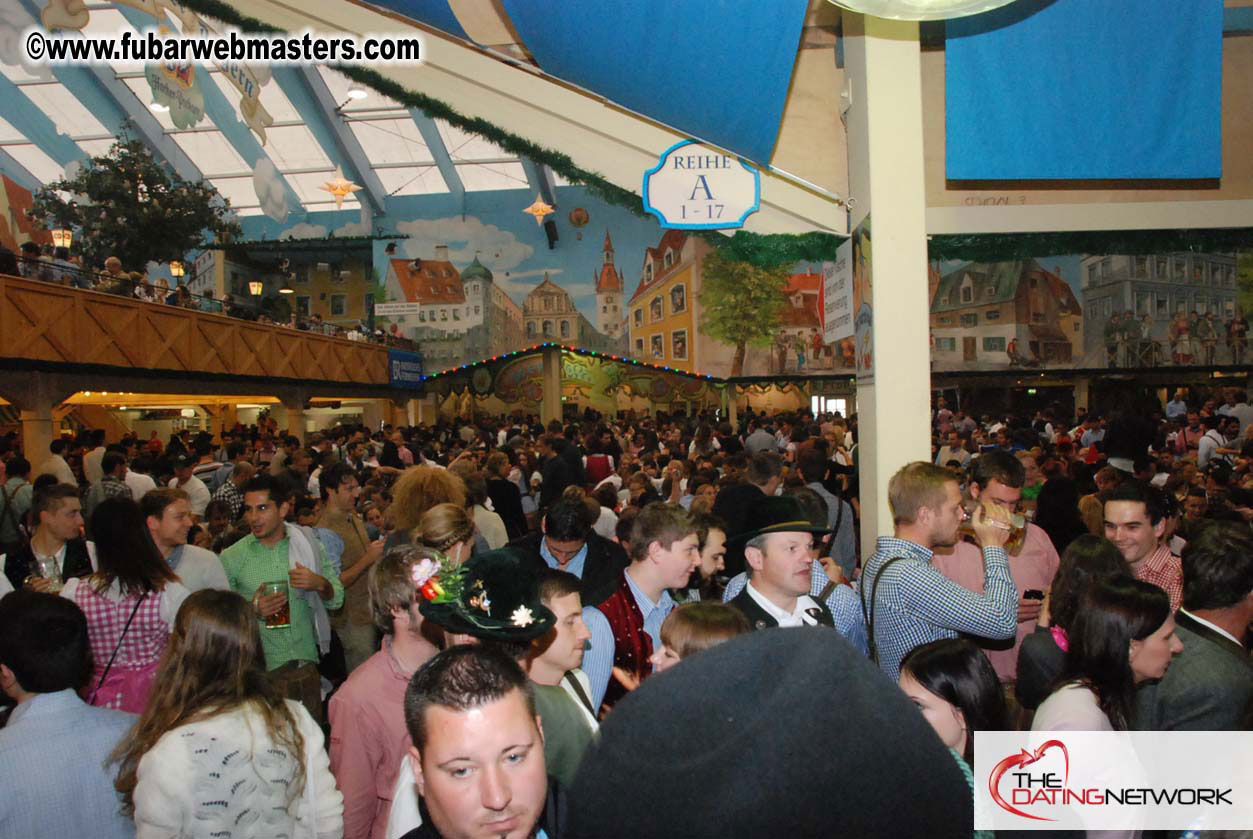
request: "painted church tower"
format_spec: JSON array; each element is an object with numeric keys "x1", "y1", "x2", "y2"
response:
[{"x1": 594, "y1": 230, "x2": 625, "y2": 342}]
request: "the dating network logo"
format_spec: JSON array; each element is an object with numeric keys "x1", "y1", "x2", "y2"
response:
[{"x1": 988, "y1": 740, "x2": 1070, "y2": 821}]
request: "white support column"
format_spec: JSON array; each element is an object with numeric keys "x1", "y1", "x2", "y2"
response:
[{"x1": 845, "y1": 14, "x2": 932, "y2": 558}]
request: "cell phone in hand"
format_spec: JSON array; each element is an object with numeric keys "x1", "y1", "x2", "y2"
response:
[{"x1": 1023, "y1": 589, "x2": 1045, "y2": 600}]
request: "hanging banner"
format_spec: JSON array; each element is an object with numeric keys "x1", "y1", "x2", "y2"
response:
[
  {"x1": 388, "y1": 349, "x2": 424, "y2": 388},
  {"x1": 823, "y1": 239, "x2": 853, "y2": 345},
  {"x1": 42, "y1": 0, "x2": 274, "y2": 144},
  {"x1": 642, "y1": 140, "x2": 760, "y2": 230},
  {"x1": 145, "y1": 52, "x2": 204, "y2": 129}
]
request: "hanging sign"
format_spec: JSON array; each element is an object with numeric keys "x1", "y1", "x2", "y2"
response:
[
  {"x1": 389, "y1": 349, "x2": 424, "y2": 388},
  {"x1": 375, "y1": 302, "x2": 423, "y2": 316},
  {"x1": 822, "y1": 240, "x2": 854, "y2": 344},
  {"x1": 642, "y1": 140, "x2": 760, "y2": 230},
  {"x1": 145, "y1": 52, "x2": 205, "y2": 129}
]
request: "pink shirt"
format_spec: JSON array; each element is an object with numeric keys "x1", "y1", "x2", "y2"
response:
[
  {"x1": 1134, "y1": 545, "x2": 1183, "y2": 613},
  {"x1": 932, "y1": 523, "x2": 1060, "y2": 682},
  {"x1": 328, "y1": 639, "x2": 417, "y2": 839}
]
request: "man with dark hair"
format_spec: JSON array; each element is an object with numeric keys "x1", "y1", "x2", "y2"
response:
[
  {"x1": 399, "y1": 645, "x2": 561, "y2": 839},
  {"x1": 83, "y1": 449, "x2": 132, "y2": 524},
  {"x1": 582, "y1": 504, "x2": 699, "y2": 710},
  {"x1": 0, "y1": 591, "x2": 134, "y2": 839},
  {"x1": 509, "y1": 497, "x2": 629, "y2": 609},
  {"x1": 270, "y1": 434, "x2": 302, "y2": 476},
  {"x1": 319, "y1": 460, "x2": 385, "y2": 674},
  {"x1": 0, "y1": 455, "x2": 32, "y2": 554},
  {"x1": 1136, "y1": 521, "x2": 1253, "y2": 730},
  {"x1": 1104, "y1": 480, "x2": 1182, "y2": 611},
  {"x1": 933, "y1": 450, "x2": 1060, "y2": 683},
  {"x1": 141, "y1": 487, "x2": 229, "y2": 592},
  {"x1": 527, "y1": 569, "x2": 596, "y2": 789},
  {"x1": 168, "y1": 453, "x2": 211, "y2": 519},
  {"x1": 2, "y1": 483, "x2": 95, "y2": 592},
  {"x1": 536, "y1": 434, "x2": 574, "y2": 511},
  {"x1": 219, "y1": 473, "x2": 344, "y2": 722},
  {"x1": 35, "y1": 438, "x2": 75, "y2": 486},
  {"x1": 797, "y1": 448, "x2": 856, "y2": 577},
  {"x1": 712, "y1": 451, "x2": 784, "y2": 578},
  {"x1": 81, "y1": 428, "x2": 107, "y2": 485}
]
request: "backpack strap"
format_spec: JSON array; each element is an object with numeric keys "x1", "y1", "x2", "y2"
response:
[{"x1": 859, "y1": 556, "x2": 907, "y2": 665}]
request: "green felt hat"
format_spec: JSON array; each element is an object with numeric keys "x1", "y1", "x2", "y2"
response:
[{"x1": 416, "y1": 547, "x2": 555, "y2": 642}]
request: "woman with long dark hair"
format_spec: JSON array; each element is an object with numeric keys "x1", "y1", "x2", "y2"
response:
[
  {"x1": 1032, "y1": 477, "x2": 1089, "y2": 556},
  {"x1": 113, "y1": 589, "x2": 342, "y2": 838},
  {"x1": 898, "y1": 638, "x2": 1009, "y2": 765},
  {"x1": 1032, "y1": 575, "x2": 1182, "y2": 731},
  {"x1": 1015, "y1": 535, "x2": 1130, "y2": 710},
  {"x1": 61, "y1": 496, "x2": 189, "y2": 712}
]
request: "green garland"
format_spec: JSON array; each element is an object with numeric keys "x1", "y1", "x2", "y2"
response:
[
  {"x1": 929, "y1": 227, "x2": 1253, "y2": 263},
  {"x1": 175, "y1": 0, "x2": 844, "y2": 268}
]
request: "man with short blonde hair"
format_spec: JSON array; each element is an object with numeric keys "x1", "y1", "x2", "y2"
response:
[{"x1": 862, "y1": 461, "x2": 1018, "y2": 679}]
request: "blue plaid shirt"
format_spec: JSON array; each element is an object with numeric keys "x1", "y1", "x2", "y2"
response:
[
  {"x1": 861, "y1": 536, "x2": 1017, "y2": 680},
  {"x1": 723, "y1": 565, "x2": 868, "y2": 655}
]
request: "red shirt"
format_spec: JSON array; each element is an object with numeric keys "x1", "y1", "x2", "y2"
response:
[{"x1": 1134, "y1": 545, "x2": 1183, "y2": 613}]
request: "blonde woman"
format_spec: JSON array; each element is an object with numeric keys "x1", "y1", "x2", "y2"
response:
[
  {"x1": 412, "y1": 502, "x2": 474, "y2": 564},
  {"x1": 112, "y1": 589, "x2": 343, "y2": 839}
]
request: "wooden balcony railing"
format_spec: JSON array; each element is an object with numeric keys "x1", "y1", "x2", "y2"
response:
[{"x1": 0, "y1": 273, "x2": 390, "y2": 386}]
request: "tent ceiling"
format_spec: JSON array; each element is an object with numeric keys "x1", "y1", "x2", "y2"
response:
[{"x1": 0, "y1": 0, "x2": 846, "y2": 233}]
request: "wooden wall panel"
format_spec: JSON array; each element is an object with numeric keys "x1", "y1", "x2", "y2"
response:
[{"x1": 0, "y1": 275, "x2": 391, "y2": 388}]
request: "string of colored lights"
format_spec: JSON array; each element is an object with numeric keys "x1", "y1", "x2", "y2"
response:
[{"x1": 417, "y1": 342, "x2": 722, "y2": 383}]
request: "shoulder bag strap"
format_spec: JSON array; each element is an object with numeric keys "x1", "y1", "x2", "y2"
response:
[
  {"x1": 562, "y1": 671, "x2": 598, "y2": 721},
  {"x1": 858, "y1": 556, "x2": 906, "y2": 665},
  {"x1": 817, "y1": 579, "x2": 838, "y2": 604},
  {"x1": 88, "y1": 590, "x2": 148, "y2": 706},
  {"x1": 0, "y1": 484, "x2": 19, "y2": 533}
]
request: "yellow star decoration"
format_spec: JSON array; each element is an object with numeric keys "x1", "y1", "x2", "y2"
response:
[
  {"x1": 522, "y1": 193, "x2": 554, "y2": 225},
  {"x1": 319, "y1": 166, "x2": 363, "y2": 209}
]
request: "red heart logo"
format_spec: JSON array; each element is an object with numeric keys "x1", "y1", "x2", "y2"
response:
[{"x1": 988, "y1": 740, "x2": 1069, "y2": 821}]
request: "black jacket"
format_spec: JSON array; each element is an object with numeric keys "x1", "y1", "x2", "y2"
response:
[
  {"x1": 401, "y1": 776, "x2": 567, "y2": 839},
  {"x1": 729, "y1": 587, "x2": 834, "y2": 631},
  {"x1": 508, "y1": 530, "x2": 629, "y2": 608},
  {"x1": 487, "y1": 477, "x2": 528, "y2": 540},
  {"x1": 538, "y1": 455, "x2": 574, "y2": 511},
  {"x1": 4, "y1": 537, "x2": 93, "y2": 590},
  {"x1": 711, "y1": 482, "x2": 767, "y2": 577}
]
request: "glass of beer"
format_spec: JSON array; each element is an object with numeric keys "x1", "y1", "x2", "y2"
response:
[
  {"x1": 959, "y1": 500, "x2": 1028, "y2": 555},
  {"x1": 263, "y1": 580, "x2": 290, "y2": 629}
]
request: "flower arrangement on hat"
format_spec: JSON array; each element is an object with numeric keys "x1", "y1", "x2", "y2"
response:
[{"x1": 415, "y1": 547, "x2": 555, "y2": 642}]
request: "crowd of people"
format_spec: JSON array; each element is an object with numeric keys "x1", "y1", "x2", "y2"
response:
[
  {"x1": 0, "y1": 391, "x2": 1250, "y2": 837},
  {"x1": 0, "y1": 247, "x2": 417, "y2": 349}
]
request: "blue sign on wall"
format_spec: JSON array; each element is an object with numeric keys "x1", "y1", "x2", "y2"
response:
[{"x1": 389, "y1": 349, "x2": 425, "y2": 388}]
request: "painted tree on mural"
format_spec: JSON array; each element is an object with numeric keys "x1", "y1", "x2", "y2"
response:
[
  {"x1": 1238, "y1": 251, "x2": 1253, "y2": 315},
  {"x1": 30, "y1": 139, "x2": 240, "y2": 273},
  {"x1": 698, "y1": 250, "x2": 787, "y2": 376}
]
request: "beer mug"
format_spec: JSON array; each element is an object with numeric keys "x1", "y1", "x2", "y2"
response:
[
  {"x1": 24, "y1": 555, "x2": 64, "y2": 593},
  {"x1": 959, "y1": 499, "x2": 1027, "y2": 555},
  {"x1": 262, "y1": 580, "x2": 291, "y2": 629}
]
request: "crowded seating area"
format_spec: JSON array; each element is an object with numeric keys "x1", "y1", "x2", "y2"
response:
[
  {"x1": 1, "y1": 393, "x2": 1250, "y2": 836},
  {"x1": 3, "y1": 251, "x2": 419, "y2": 351}
]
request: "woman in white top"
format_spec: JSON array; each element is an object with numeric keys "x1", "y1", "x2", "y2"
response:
[
  {"x1": 1033, "y1": 575, "x2": 1182, "y2": 732},
  {"x1": 112, "y1": 589, "x2": 343, "y2": 839}
]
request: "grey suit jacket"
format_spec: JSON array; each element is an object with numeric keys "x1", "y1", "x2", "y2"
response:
[{"x1": 1134, "y1": 610, "x2": 1253, "y2": 731}]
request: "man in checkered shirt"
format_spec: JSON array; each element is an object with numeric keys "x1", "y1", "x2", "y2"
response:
[{"x1": 861, "y1": 461, "x2": 1018, "y2": 680}]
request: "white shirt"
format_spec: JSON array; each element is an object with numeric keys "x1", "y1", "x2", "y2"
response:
[
  {"x1": 1179, "y1": 608, "x2": 1242, "y2": 647},
  {"x1": 169, "y1": 475, "x2": 211, "y2": 517},
  {"x1": 744, "y1": 581, "x2": 823, "y2": 628},
  {"x1": 1197, "y1": 429, "x2": 1227, "y2": 469},
  {"x1": 83, "y1": 447, "x2": 106, "y2": 485},
  {"x1": 3, "y1": 540, "x2": 100, "y2": 581},
  {"x1": 35, "y1": 454, "x2": 76, "y2": 486},
  {"x1": 472, "y1": 504, "x2": 508, "y2": 550},
  {"x1": 124, "y1": 470, "x2": 157, "y2": 500}
]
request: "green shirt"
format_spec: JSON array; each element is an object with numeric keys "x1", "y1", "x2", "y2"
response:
[
  {"x1": 219, "y1": 532, "x2": 344, "y2": 670},
  {"x1": 532, "y1": 682, "x2": 596, "y2": 789}
]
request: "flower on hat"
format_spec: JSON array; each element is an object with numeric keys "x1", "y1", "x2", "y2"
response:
[
  {"x1": 511, "y1": 606, "x2": 534, "y2": 627},
  {"x1": 411, "y1": 558, "x2": 439, "y2": 588}
]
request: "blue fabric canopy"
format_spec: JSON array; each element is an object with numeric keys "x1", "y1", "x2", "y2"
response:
[
  {"x1": 945, "y1": 0, "x2": 1223, "y2": 181},
  {"x1": 367, "y1": 0, "x2": 809, "y2": 165}
]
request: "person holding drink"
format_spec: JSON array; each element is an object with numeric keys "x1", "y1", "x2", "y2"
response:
[
  {"x1": 933, "y1": 451, "x2": 1061, "y2": 690},
  {"x1": 220, "y1": 474, "x2": 344, "y2": 724},
  {"x1": 860, "y1": 461, "x2": 1019, "y2": 680},
  {"x1": 3, "y1": 483, "x2": 96, "y2": 593}
]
